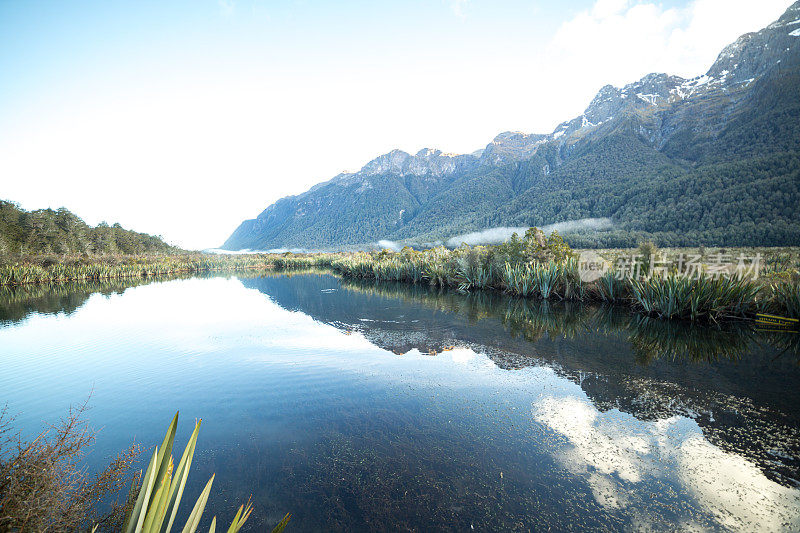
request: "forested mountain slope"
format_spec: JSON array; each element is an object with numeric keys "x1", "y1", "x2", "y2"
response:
[{"x1": 224, "y1": 2, "x2": 800, "y2": 250}]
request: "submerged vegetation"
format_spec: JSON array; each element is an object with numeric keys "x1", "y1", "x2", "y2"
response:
[{"x1": 0, "y1": 405, "x2": 290, "y2": 532}]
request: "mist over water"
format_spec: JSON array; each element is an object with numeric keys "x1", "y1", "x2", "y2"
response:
[
  {"x1": 445, "y1": 218, "x2": 614, "y2": 247},
  {"x1": 376, "y1": 240, "x2": 403, "y2": 251},
  {"x1": 370, "y1": 218, "x2": 615, "y2": 251}
]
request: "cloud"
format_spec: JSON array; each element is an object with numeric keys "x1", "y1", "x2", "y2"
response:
[
  {"x1": 446, "y1": 227, "x2": 529, "y2": 247},
  {"x1": 532, "y1": 394, "x2": 800, "y2": 531},
  {"x1": 218, "y1": 0, "x2": 235, "y2": 16},
  {"x1": 547, "y1": 0, "x2": 789, "y2": 87},
  {"x1": 376, "y1": 239, "x2": 402, "y2": 251},
  {"x1": 0, "y1": 0, "x2": 789, "y2": 249},
  {"x1": 445, "y1": 218, "x2": 614, "y2": 247},
  {"x1": 447, "y1": 0, "x2": 468, "y2": 19}
]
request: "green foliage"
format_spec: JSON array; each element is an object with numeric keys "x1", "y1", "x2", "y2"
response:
[
  {"x1": 628, "y1": 275, "x2": 762, "y2": 322},
  {"x1": 0, "y1": 253, "x2": 338, "y2": 286},
  {"x1": 331, "y1": 242, "x2": 800, "y2": 323},
  {"x1": 222, "y1": 59, "x2": 800, "y2": 251},
  {"x1": 120, "y1": 412, "x2": 290, "y2": 533},
  {"x1": 0, "y1": 201, "x2": 180, "y2": 255},
  {"x1": 595, "y1": 271, "x2": 628, "y2": 303},
  {"x1": 768, "y1": 281, "x2": 800, "y2": 318},
  {"x1": 493, "y1": 228, "x2": 574, "y2": 265}
]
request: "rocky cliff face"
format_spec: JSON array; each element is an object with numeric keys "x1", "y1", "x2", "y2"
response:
[{"x1": 223, "y1": 2, "x2": 800, "y2": 251}]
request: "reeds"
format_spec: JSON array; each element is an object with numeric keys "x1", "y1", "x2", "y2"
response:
[
  {"x1": 629, "y1": 274, "x2": 761, "y2": 322},
  {"x1": 5, "y1": 247, "x2": 799, "y2": 323},
  {"x1": 768, "y1": 281, "x2": 800, "y2": 318},
  {"x1": 0, "y1": 253, "x2": 339, "y2": 286},
  {"x1": 331, "y1": 248, "x2": 800, "y2": 323},
  {"x1": 337, "y1": 277, "x2": 796, "y2": 362},
  {"x1": 594, "y1": 271, "x2": 627, "y2": 303}
]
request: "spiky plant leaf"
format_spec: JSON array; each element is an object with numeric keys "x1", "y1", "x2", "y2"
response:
[
  {"x1": 141, "y1": 470, "x2": 171, "y2": 532},
  {"x1": 225, "y1": 500, "x2": 254, "y2": 533},
  {"x1": 124, "y1": 446, "x2": 160, "y2": 533},
  {"x1": 271, "y1": 513, "x2": 292, "y2": 533},
  {"x1": 180, "y1": 474, "x2": 215, "y2": 533},
  {"x1": 163, "y1": 419, "x2": 202, "y2": 533}
]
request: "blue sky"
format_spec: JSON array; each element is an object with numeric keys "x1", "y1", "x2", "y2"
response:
[{"x1": 0, "y1": 0, "x2": 791, "y2": 248}]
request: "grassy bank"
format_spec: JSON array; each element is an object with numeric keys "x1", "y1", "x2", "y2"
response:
[
  {"x1": 329, "y1": 241, "x2": 800, "y2": 323},
  {"x1": 3, "y1": 238, "x2": 799, "y2": 323},
  {"x1": 0, "y1": 253, "x2": 336, "y2": 286},
  {"x1": 338, "y1": 277, "x2": 799, "y2": 362}
]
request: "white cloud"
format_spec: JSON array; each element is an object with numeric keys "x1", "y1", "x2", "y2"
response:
[
  {"x1": 547, "y1": 0, "x2": 789, "y2": 87},
  {"x1": 444, "y1": 218, "x2": 614, "y2": 247},
  {"x1": 218, "y1": 0, "x2": 235, "y2": 16},
  {"x1": 532, "y1": 394, "x2": 800, "y2": 531},
  {"x1": 591, "y1": 0, "x2": 632, "y2": 19},
  {"x1": 447, "y1": 0, "x2": 468, "y2": 19}
]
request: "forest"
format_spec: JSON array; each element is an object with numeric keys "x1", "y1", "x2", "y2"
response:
[{"x1": 0, "y1": 200, "x2": 180, "y2": 255}]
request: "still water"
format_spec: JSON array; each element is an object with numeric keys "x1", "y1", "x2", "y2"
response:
[{"x1": 1, "y1": 272, "x2": 799, "y2": 531}]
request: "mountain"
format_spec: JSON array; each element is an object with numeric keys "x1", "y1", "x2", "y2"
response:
[
  {"x1": 224, "y1": 2, "x2": 800, "y2": 251},
  {"x1": 0, "y1": 200, "x2": 180, "y2": 255}
]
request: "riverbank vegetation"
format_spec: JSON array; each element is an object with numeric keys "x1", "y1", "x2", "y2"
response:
[
  {"x1": 2, "y1": 225, "x2": 798, "y2": 323},
  {"x1": 338, "y1": 277, "x2": 800, "y2": 363},
  {"x1": 330, "y1": 230, "x2": 800, "y2": 323},
  {"x1": 0, "y1": 405, "x2": 290, "y2": 532},
  {"x1": 0, "y1": 253, "x2": 336, "y2": 286}
]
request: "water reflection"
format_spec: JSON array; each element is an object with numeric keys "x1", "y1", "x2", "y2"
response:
[
  {"x1": 0, "y1": 272, "x2": 798, "y2": 530},
  {"x1": 0, "y1": 274, "x2": 209, "y2": 325},
  {"x1": 532, "y1": 393, "x2": 800, "y2": 531},
  {"x1": 337, "y1": 277, "x2": 799, "y2": 364},
  {"x1": 0, "y1": 271, "x2": 277, "y2": 326},
  {"x1": 241, "y1": 274, "x2": 800, "y2": 492}
]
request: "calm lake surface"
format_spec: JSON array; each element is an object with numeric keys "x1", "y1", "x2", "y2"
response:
[{"x1": 1, "y1": 271, "x2": 799, "y2": 531}]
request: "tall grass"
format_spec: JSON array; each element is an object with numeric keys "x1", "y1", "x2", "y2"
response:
[
  {"x1": 768, "y1": 281, "x2": 800, "y2": 318},
  {"x1": 0, "y1": 253, "x2": 338, "y2": 286},
  {"x1": 5, "y1": 247, "x2": 799, "y2": 323},
  {"x1": 331, "y1": 247, "x2": 800, "y2": 323},
  {"x1": 629, "y1": 275, "x2": 761, "y2": 322},
  {"x1": 338, "y1": 277, "x2": 795, "y2": 362}
]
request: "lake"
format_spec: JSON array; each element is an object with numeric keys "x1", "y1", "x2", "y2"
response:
[{"x1": 1, "y1": 271, "x2": 799, "y2": 531}]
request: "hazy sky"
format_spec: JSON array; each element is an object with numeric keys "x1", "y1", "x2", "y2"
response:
[{"x1": 0, "y1": 0, "x2": 791, "y2": 249}]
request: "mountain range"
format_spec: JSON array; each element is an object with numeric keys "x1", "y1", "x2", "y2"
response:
[{"x1": 223, "y1": 2, "x2": 800, "y2": 251}]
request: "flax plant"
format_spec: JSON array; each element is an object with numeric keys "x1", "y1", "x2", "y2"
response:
[{"x1": 120, "y1": 412, "x2": 290, "y2": 533}]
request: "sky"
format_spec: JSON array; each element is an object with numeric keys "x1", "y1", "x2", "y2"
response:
[{"x1": 0, "y1": 0, "x2": 792, "y2": 249}]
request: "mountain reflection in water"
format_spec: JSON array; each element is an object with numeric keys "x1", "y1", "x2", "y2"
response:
[
  {"x1": 0, "y1": 272, "x2": 798, "y2": 531},
  {"x1": 240, "y1": 274, "x2": 800, "y2": 487}
]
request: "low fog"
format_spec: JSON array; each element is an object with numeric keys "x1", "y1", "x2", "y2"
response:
[{"x1": 445, "y1": 218, "x2": 613, "y2": 247}]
